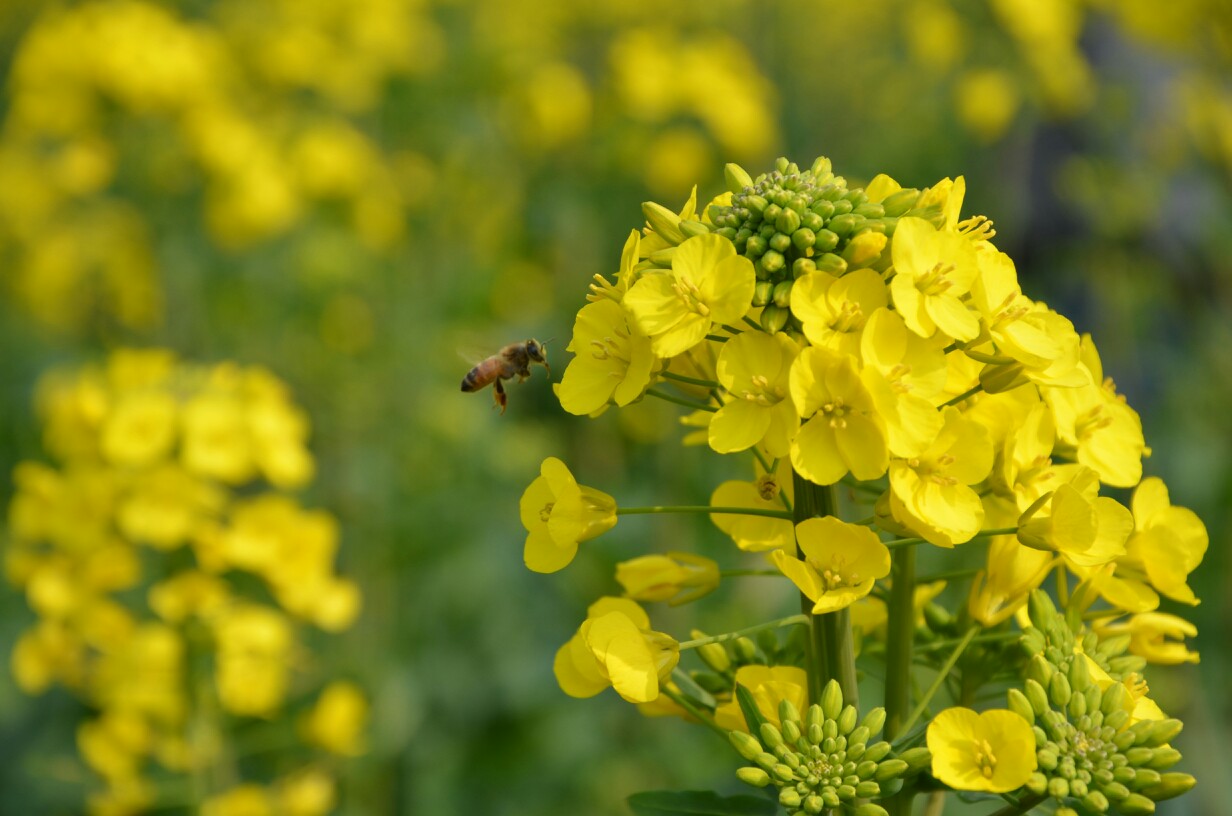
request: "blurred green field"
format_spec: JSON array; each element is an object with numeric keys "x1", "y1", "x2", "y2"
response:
[{"x1": 0, "y1": 1, "x2": 1228, "y2": 814}]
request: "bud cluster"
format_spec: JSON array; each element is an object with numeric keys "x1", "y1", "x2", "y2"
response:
[
  {"x1": 1010, "y1": 656, "x2": 1194, "y2": 814},
  {"x1": 707, "y1": 157, "x2": 936, "y2": 334},
  {"x1": 1021, "y1": 592, "x2": 1146, "y2": 683},
  {"x1": 728, "y1": 680, "x2": 927, "y2": 815}
]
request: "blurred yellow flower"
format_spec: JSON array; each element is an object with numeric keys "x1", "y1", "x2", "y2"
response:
[{"x1": 301, "y1": 681, "x2": 369, "y2": 757}]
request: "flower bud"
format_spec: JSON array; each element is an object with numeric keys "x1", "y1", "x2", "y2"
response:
[
  {"x1": 649, "y1": 246, "x2": 676, "y2": 268},
  {"x1": 729, "y1": 731, "x2": 763, "y2": 761},
  {"x1": 1068, "y1": 653, "x2": 1092, "y2": 692},
  {"x1": 848, "y1": 725, "x2": 870, "y2": 748},
  {"x1": 733, "y1": 637, "x2": 757, "y2": 662},
  {"x1": 1148, "y1": 747, "x2": 1181, "y2": 770},
  {"x1": 1139, "y1": 772, "x2": 1196, "y2": 801},
  {"x1": 1048, "y1": 777, "x2": 1071, "y2": 799},
  {"x1": 782, "y1": 719, "x2": 802, "y2": 744},
  {"x1": 880, "y1": 189, "x2": 921, "y2": 217},
  {"x1": 761, "y1": 249, "x2": 786, "y2": 275},
  {"x1": 725, "y1": 163, "x2": 754, "y2": 193},
  {"x1": 1081, "y1": 790, "x2": 1109, "y2": 813},
  {"x1": 778, "y1": 788, "x2": 801, "y2": 809},
  {"x1": 841, "y1": 231, "x2": 887, "y2": 268},
  {"x1": 855, "y1": 780, "x2": 880, "y2": 798},
  {"x1": 773, "y1": 763, "x2": 795, "y2": 782},
  {"x1": 1118, "y1": 793, "x2": 1156, "y2": 815},
  {"x1": 1068, "y1": 689, "x2": 1087, "y2": 718},
  {"x1": 874, "y1": 759, "x2": 908, "y2": 782},
  {"x1": 776, "y1": 208, "x2": 801, "y2": 235},
  {"x1": 803, "y1": 793, "x2": 825, "y2": 814},
  {"x1": 1026, "y1": 772, "x2": 1048, "y2": 794},
  {"x1": 821, "y1": 789, "x2": 841, "y2": 808},
  {"x1": 679, "y1": 219, "x2": 711, "y2": 239},
  {"x1": 752, "y1": 280, "x2": 774, "y2": 307},
  {"x1": 1105, "y1": 781, "x2": 1131, "y2": 801},
  {"x1": 1050, "y1": 672, "x2": 1073, "y2": 708},
  {"x1": 792, "y1": 258, "x2": 817, "y2": 278},
  {"x1": 820, "y1": 679, "x2": 843, "y2": 721},
  {"x1": 1143, "y1": 719, "x2": 1183, "y2": 747},
  {"x1": 863, "y1": 741, "x2": 892, "y2": 763},
  {"x1": 1037, "y1": 748, "x2": 1059, "y2": 770},
  {"x1": 812, "y1": 228, "x2": 840, "y2": 253},
  {"x1": 791, "y1": 228, "x2": 816, "y2": 253},
  {"x1": 1105, "y1": 709, "x2": 1130, "y2": 731},
  {"x1": 1007, "y1": 689, "x2": 1035, "y2": 724},
  {"x1": 772, "y1": 280, "x2": 794, "y2": 308},
  {"x1": 737, "y1": 767, "x2": 771, "y2": 787},
  {"x1": 643, "y1": 201, "x2": 685, "y2": 245},
  {"x1": 1133, "y1": 768, "x2": 1161, "y2": 789},
  {"x1": 898, "y1": 746, "x2": 931, "y2": 773},
  {"x1": 760, "y1": 723, "x2": 785, "y2": 749},
  {"x1": 859, "y1": 708, "x2": 886, "y2": 737},
  {"x1": 768, "y1": 232, "x2": 792, "y2": 254},
  {"x1": 1023, "y1": 679, "x2": 1050, "y2": 718},
  {"x1": 811, "y1": 199, "x2": 835, "y2": 219}
]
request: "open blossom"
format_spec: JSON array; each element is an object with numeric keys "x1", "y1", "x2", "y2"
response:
[
  {"x1": 709, "y1": 458, "x2": 794, "y2": 552},
  {"x1": 1017, "y1": 465, "x2": 1132, "y2": 568},
  {"x1": 554, "y1": 597, "x2": 679, "y2": 703},
  {"x1": 789, "y1": 346, "x2": 889, "y2": 485},
  {"x1": 519, "y1": 457, "x2": 617, "y2": 573},
  {"x1": 557, "y1": 297, "x2": 657, "y2": 416},
  {"x1": 889, "y1": 216, "x2": 980, "y2": 342},
  {"x1": 1121, "y1": 477, "x2": 1207, "y2": 605},
  {"x1": 927, "y1": 707, "x2": 1037, "y2": 793},
  {"x1": 622, "y1": 233, "x2": 755, "y2": 358},
  {"x1": 790, "y1": 268, "x2": 887, "y2": 356},
  {"x1": 713, "y1": 665, "x2": 808, "y2": 733},
  {"x1": 615, "y1": 552, "x2": 719, "y2": 606},
  {"x1": 772, "y1": 517, "x2": 890, "y2": 613},
  {"x1": 709, "y1": 331, "x2": 799, "y2": 456}
]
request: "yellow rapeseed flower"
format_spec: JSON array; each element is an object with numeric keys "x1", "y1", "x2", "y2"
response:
[
  {"x1": 789, "y1": 347, "x2": 889, "y2": 485},
  {"x1": 300, "y1": 681, "x2": 368, "y2": 756},
  {"x1": 927, "y1": 707, "x2": 1038, "y2": 793},
  {"x1": 790, "y1": 268, "x2": 887, "y2": 356},
  {"x1": 1017, "y1": 466, "x2": 1132, "y2": 568},
  {"x1": 615, "y1": 552, "x2": 719, "y2": 606},
  {"x1": 519, "y1": 457, "x2": 617, "y2": 573},
  {"x1": 557, "y1": 298, "x2": 657, "y2": 416},
  {"x1": 553, "y1": 597, "x2": 679, "y2": 704},
  {"x1": 771, "y1": 517, "x2": 890, "y2": 613},
  {"x1": 714, "y1": 665, "x2": 809, "y2": 733},
  {"x1": 1122, "y1": 477, "x2": 1207, "y2": 605},
  {"x1": 709, "y1": 458, "x2": 794, "y2": 553},
  {"x1": 889, "y1": 217, "x2": 980, "y2": 341},
  {"x1": 709, "y1": 331, "x2": 800, "y2": 457}
]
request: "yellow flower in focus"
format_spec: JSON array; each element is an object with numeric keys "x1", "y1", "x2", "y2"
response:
[
  {"x1": 1042, "y1": 336, "x2": 1145, "y2": 488},
  {"x1": 968, "y1": 535, "x2": 1055, "y2": 627},
  {"x1": 301, "y1": 681, "x2": 368, "y2": 756},
  {"x1": 790, "y1": 269, "x2": 887, "y2": 357},
  {"x1": 887, "y1": 407, "x2": 993, "y2": 547},
  {"x1": 622, "y1": 234, "x2": 755, "y2": 358},
  {"x1": 553, "y1": 597, "x2": 679, "y2": 704},
  {"x1": 889, "y1": 217, "x2": 980, "y2": 341},
  {"x1": 557, "y1": 298, "x2": 657, "y2": 416},
  {"x1": 771, "y1": 517, "x2": 890, "y2": 614},
  {"x1": 860, "y1": 307, "x2": 948, "y2": 454},
  {"x1": 789, "y1": 347, "x2": 889, "y2": 486},
  {"x1": 927, "y1": 707, "x2": 1037, "y2": 793},
  {"x1": 202, "y1": 784, "x2": 272, "y2": 816},
  {"x1": 520, "y1": 457, "x2": 617, "y2": 573},
  {"x1": 615, "y1": 552, "x2": 719, "y2": 606},
  {"x1": 1017, "y1": 466, "x2": 1132, "y2": 568},
  {"x1": 709, "y1": 458, "x2": 794, "y2": 553},
  {"x1": 709, "y1": 331, "x2": 800, "y2": 457},
  {"x1": 714, "y1": 665, "x2": 808, "y2": 733},
  {"x1": 1122, "y1": 477, "x2": 1207, "y2": 605},
  {"x1": 1095, "y1": 613, "x2": 1200, "y2": 666}
]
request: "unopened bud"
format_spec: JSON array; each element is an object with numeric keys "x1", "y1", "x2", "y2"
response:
[
  {"x1": 855, "y1": 780, "x2": 881, "y2": 798},
  {"x1": 855, "y1": 804, "x2": 889, "y2": 816},
  {"x1": 863, "y1": 741, "x2": 892, "y2": 763},
  {"x1": 778, "y1": 788, "x2": 801, "y2": 808},
  {"x1": 725, "y1": 163, "x2": 754, "y2": 194},
  {"x1": 782, "y1": 719, "x2": 801, "y2": 744},
  {"x1": 1048, "y1": 777, "x2": 1071, "y2": 799},
  {"x1": 772, "y1": 763, "x2": 795, "y2": 782},
  {"x1": 694, "y1": 638, "x2": 730, "y2": 673},
  {"x1": 729, "y1": 731, "x2": 763, "y2": 761},
  {"x1": 753, "y1": 280, "x2": 774, "y2": 307},
  {"x1": 1148, "y1": 747, "x2": 1181, "y2": 770},
  {"x1": 860, "y1": 708, "x2": 886, "y2": 737},
  {"x1": 1143, "y1": 719, "x2": 1183, "y2": 747},
  {"x1": 848, "y1": 725, "x2": 870, "y2": 748},
  {"x1": 760, "y1": 723, "x2": 784, "y2": 749},
  {"x1": 1069, "y1": 689, "x2": 1087, "y2": 718},
  {"x1": 1008, "y1": 689, "x2": 1035, "y2": 724},
  {"x1": 737, "y1": 767, "x2": 770, "y2": 787},
  {"x1": 1050, "y1": 672, "x2": 1073, "y2": 708},
  {"x1": 880, "y1": 189, "x2": 921, "y2": 217},
  {"x1": 803, "y1": 794, "x2": 825, "y2": 814},
  {"x1": 791, "y1": 227, "x2": 816, "y2": 253},
  {"x1": 1118, "y1": 793, "x2": 1156, "y2": 815},
  {"x1": 1037, "y1": 749, "x2": 1059, "y2": 771},
  {"x1": 1080, "y1": 791, "x2": 1109, "y2": 813},
  {"x1": 1068, "y1": 654, "x2": 1092, "y2": 692},
  {"x1": 1026, "y1": 772, "x2": 1048, "y2": 794},
  {"x1": 773, "y1": 280, "x2": 794, "y2": 308},
  {"x1": 875, "y1": 759, "x2": 908, "y2": 782},
  {"x1": 679, "y1": 219, "x2": 710, "y2": 239},
  {"x1": 841, "y1": 231, "x2": 887, "y2": 268},
  {"x1": 1104, "y1": 781, "x2": 1130, "y2": 801},
  {"x1": 733, "y1": 637, "x2": 757, "y2": 662},
  {"x1": 898, "y1": 746, "x2": 931, "y2": 773},
  {"x1": 643, "y1": 201, "x2": 685, "y2": 245},
  {"x1": 1139, "y1": 772, "x2": 1196, "y2": 801},
  {"x1": 821, "y1": 679, "x2": 843, "y2": 720}
]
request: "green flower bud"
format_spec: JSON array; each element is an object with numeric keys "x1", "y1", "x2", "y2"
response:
[
  {"x1": 1105, "y1": 781, "x2": 1131, "y2": 801},
  {"x1": 691, "y1": 671, "x2": 729, "y2": 695},
  {"x1": 846, "y1": 742, "x2": 865, "y2": 761},
  {"x1": 1056, "y1": 809, "x2": 1079, "y2": 816},
  {"x1": 733, "y1": 637, "x2": 757, "y2": 662},
  {"x1": 778, "y1": 698, "x2": 801, "y2": 725},
  {"x1": 791, "y1": 227, "x2": 816, "y2": 253},
  {"x1": 848, "y1": 725, "x2": 870, "y2": 748},
  {"x1": 823, "y1": 720, "x2": 839, "y2": 742},
  {"x1": 1100, "y1": 682, "x2": 1128, "y2": 715},
  {"x1": 863, "y1": 741, "x2": 892, "y2": 763},
  {"x1": 1008, "y1": 688, "x2": 1036, "y2": 724},
  {"x1": 821, "y1": 789, "x2": 840, "y2": 809},
  {"x1": 898, "y1": 747, "x2": 931, "y2": 773},
  {"x1": 880, "y1": 189, "x2": 920, "y2": 217},
  {"x1": 836, "y1": 784, "x2": 856, "y2": 801},
  {"x1": 1118, "y1": 793, "x2": 1156, "y2": 815},
  {"x1": 809, "y1": 226, "x2": 839, "y2": 253},
  {"x1": 799, "y1": 211, "x2": 823, "y2": 232},
  {"x1": 1048, "y1": 777, "x2": 1071, "y2": 799},
  {"x1": 821, "y1": 679, "x2": 843, "y2": 721},
  {"x1": 854, "y1": 804, "x2": 889, "y2": 816},
  {"x1": 725, "y1": 163, "x2": 754, "y2": 193},
  {"x1": 763, "y1": 202, "x2": 783, "y2": 222},
  {"x1": 1081, "y1": 790, "x2": 1109, "y2": 813},
  {"x1": 1038, "y1": 749, "x2": 1059, "y2": 771},
  {"x1": 827, "y1": 213, "x2": 859, "y2": 238},
  {"x1": 1025, "y1": 653, "x2": 1053, "y2": 685},
  {"x1": 729, "y1": 731, "x2": 763, "y2": 761},
  {"x1": 744, "y1": 234, "x2": 767, "y2": 259},
  {"x1": 1026, "y1": 772, "x2": 1048, "y2": 795},
  {"x1": 1143, "y1": 719, "x2": 1183, "y2": 747},
  {"x1": 802, "y1": 793, "x2": 825, "y2": 815},
  {"x1": 773, "y1": 280, "x2": 794, "y2": 308},
  {"x1": 767, "y1": 233, "x2": 791, "y2": 255},
  {"x1": 782, "y1": 718, "x2": 802, "y2": 744},
  {"x1": 778, "y1": 788, "x2": 801, "y2": 808},
  {"x1": 1028, "y1": 589, "x2": 1057, "y2": 624},
  {"x1": 856, "y1": 760, "x2": 878, "y2": 779},
  {"x1": 649, "y1": 246, "x2": 676, "y2": 268},
  {"x1": 776, "y1": 208, "x2": 801, "y2": 235},
  {"x1": 854, "y1": 708, "x2": 882, "y2": 737},
  {"x1": 1105, "y1": 709, "x2": 1130, "y2": 731},
  {"x1": 737, "y1": 766, "x2": 771, "y2": 787},
  {"x1": 1148, "y1": 747, "x2": 1181, "y2": 770},
  {"x1": 806, "y1": 703, "x2": 825, "y2": 730},
  {"x1": 1139, "y1": 772, "x2": 1196, "y2": 801},
  {"x1": 853, "y1": 202, "x2": 884, "y2": 219},
  {"x1": 855, "y1": 780, "x2": 881, "y2": 799},
  {"x1": 773, "y1": 763, "x2": 796, "y2": 782},
  {"x1": 792, "y1": 257, "x2": 817, "y2": 279},
  {"x1": 753, "y1": 280, "x2": 774, "y2": 307},
  {"x1": 642, "y1": 201, "x2": 686, "y2": 245},
  {"x1": 1068, "y1": 653, "x2": 1092, "y2": 692},
  {"x1": 1133, "y1": 768, "x2": 1162, "y2": 789},
  {"x1": 830, "y1": 198, "x2": 853, "y2": 215},
  {"x1": 810, "y1": 199, "x2": 835, "y2": 220},
  {"x1": 841, "y1": 231, "x2": 886, "y2": 268},
  {"x1": 1069, "y1": 689, "x2": 1088, "y2": 719},
  {"x1": 1050, "y1": 672, "x2": 1073, "y2": 708},
  {"x1": 761, "y1": 723, "x2": 785, "y2": 750},
  {"x1": 1126, "y1": 747, "x2": 1154, "y2": 766},
  {"x1": 1025, "y1": 679, "x2": 1051, "y2": 717},
  {"x1": 782, "y1": 751, "x2": 802, "y2": 770},
  {"x1": 837, "y1": 705, "x2": 858, "y2": 736},
  {"x1": 679, "y1": 219, "x2": 711, "y2": 239},
  {"x1": 1070, "y1": 778, "x2": 1088, "y2": 798},
  {"x1": 1021, "y1": 629, "x2": 1047, "y2": 657},
  {"x1": 1114, "y1": 765, "x2": 1137, "y2": 785},
  {"x1": 875, "y1": 759, "x2": 908, "y2": 782},
  {"x1": 807, "y1": 722, "x2": 823, "y2": 745},
  {"x1": 823, "y1": 737, "x2": 836, "y2": 754}
]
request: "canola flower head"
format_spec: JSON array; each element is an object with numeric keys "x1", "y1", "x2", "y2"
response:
[
  {"x1": 772, "y1": 517, "x2": 890, "y2": 614},
  {"x1": 926, "y1": 707, "x2": 1037, "y2": 793},
  {"x1": 554, "y1": 597, "x2": 679, "y2": 704},
  {"x1": 520, "y1": 457, "x2": 617, "y2": 573}
]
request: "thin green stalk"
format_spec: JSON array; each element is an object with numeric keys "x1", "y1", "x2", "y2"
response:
[
  {"x1": 660, "y1": 370, "x2": 722, "y2": 389},
  {"x1": 645, "y1": 388, "x2": 716, "y2": 412},
  {"x1": 881, "y1": 527, "x2": 1017, "y2": 549},
  {"x1": 943, "y1": 383, "x2": 985, "y2": 407},
  {"x1": 792, "y1": 473, "x2": 857, "y2": 708},
  {"x1": 704, "y1": 334, "x2": 730, "y2": 343},
  {"x1": 617, "y1": 505, "x2": 792, "y2": 520},
  {"x1": 1055, "y1": 564, "x2": 1070, "y2": 607},
  {"x1": 720, "y1": 323, "x2": 748, "y2": 335},
  {"x1": 749, "y1": 448, "x2": 792, "y2": 513},
  {"x1": 741, "y1": 316, "x2": 765, "y2": 331},
  {"x1": 916, "y1": 567, "x2": 981, "y2": 583},
  {"x1": 987, "y1": 793, "x2": 1047, "y2": 816},
  {"x1": 898, "y1": 626, "x2": 979, "y2": 737},
  {"x1": 915, "y1": 630, "x2": 1018, "y2": 653},
  {"x1": 662, "y1": 684, "x2": 729, "y2": 739},
  {"x1": 720, "y1": 569, "x2": 783, "y2": 578},
  {"x1": 677, "y1": 614, "x2": 808, "y2": 650},
  {"x1": 884, "y1": 542, "x2": 917, "y2": 816}
]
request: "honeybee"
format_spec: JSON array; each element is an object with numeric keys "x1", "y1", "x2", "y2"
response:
[{"x1": 461, "y1": 339, "x2": 550, "y2": 414}]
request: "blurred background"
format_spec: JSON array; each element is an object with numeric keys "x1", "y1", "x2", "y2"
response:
[{"x1": 0, "y1": 0, "x2": 1228, "y2": 814}]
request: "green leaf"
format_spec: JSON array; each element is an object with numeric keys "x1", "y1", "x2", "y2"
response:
[
  {"x1": 734, "y1": 683, "x2": 768, "y2": 735},
  {"x1": 627, "y1": 790, "x2": 778, "y2": 815}
]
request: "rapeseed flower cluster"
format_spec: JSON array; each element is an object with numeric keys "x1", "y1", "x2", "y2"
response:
[
  {"x1": 523, "y1": 155, "x2": 1205, "y2": 812},
  {"x1": 5, "y1": 349, "x2": 364, "y2": 816}
]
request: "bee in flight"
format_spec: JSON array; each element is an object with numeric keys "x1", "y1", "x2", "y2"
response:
[{"x1": 461, "y1": 339, "x2": 550, "y2": 414}]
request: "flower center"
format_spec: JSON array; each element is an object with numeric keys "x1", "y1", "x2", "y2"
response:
[
  {"x1": 740, "y1": 373, "x2": 784, "y2": 406},
  {"x1": 973, "y1": 738, "x2": 997, "y2": 779},
  {"x1": 831, "y1": 299, "x2": 865, "y2": 334},
  {"x1": 917, "y1": 261, "x2": 957, "y2": 296},
  {"x1": 672, "y1": 276, "x2": 711, "y2": 317},
  {"x1": 588, "y1": 332, "x2": 630, "y2": 364},
  {"x1": 822, "y1": 397, "x2": 850, "y2": 429},
  {"x1": 1075, "y1": 404, "x2": 1113, "y2": 440},
  {"x1": 539, "y1": 502, "x2": 555, "y2": 522},
  {"x1": 812, "y1": 555, "x2": 858, "y2": 591}
]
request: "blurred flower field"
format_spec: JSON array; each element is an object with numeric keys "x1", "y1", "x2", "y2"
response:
[{"x1": 0, "y1": 1, "x2": 1228, "y2": 814}]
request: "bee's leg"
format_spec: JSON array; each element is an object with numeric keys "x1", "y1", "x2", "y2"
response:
[{"x1": 493, "y1": 379, "x2": 508, "y2": 413}]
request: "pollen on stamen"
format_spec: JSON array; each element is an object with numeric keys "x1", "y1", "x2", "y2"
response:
[{"x1": 539, "y1": 502, "x2": 555, "y2": 522}]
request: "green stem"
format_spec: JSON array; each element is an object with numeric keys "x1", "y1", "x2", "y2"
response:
[
  {"x1": 792, "y1": 473, "x2": 857, "y2": 708},
  {"x1": 883, "y1": 538, "x2": 916, "y2": 816},
  {"x1": 704, "y1": 334, "x2": 730, "y2": 343},
  {"x1": 961, "y1": 349, "x2": 1015, "y2": 366},
  {"x1": 677, "y1": 614, "x2": 809, "y2": 650},
  {"x1": 660, "y1": 370, "x2": 722, "y2": 389},
  {"x1": 915, "y1": 631, "x2": 1018, "y2": 653},
  {"x1": 720, "y1": 323, "x2": 747, "y2": 335},
  {"x1": 646, "y1": 388, "x2": 716, "y2": 412},
  {"x1": 916, "y1": 567, "x2": 981, "y2": 583},
  {"x1": 942, "y1": 383, "x2": 985, "y2": 407},
  {"x1": 898, "y1": 626, "x2": 979, "y2": 736},
  {"x1": 662, "y1": 684, "x2": 729, "y2": 739},
  {"x1": 1055, "y1": 564, "x2": 1070, "y2": 607},
  {"x1": 741, "y1": 316, "x2": 764, "y2": 332},
  {"x1": 881, "y1": 527, "x2": 1017, "y2": 549},
  {"x1": 617, "y1": 505, "x2": 792, "y2": 520},
  {"x1": 986, "y1": 793, "x2": 1047, "y2": 816},
  {"x1": 720, "y1": 569, "x2": 783, "y2": 578},
  {"x1": 750, "y1": 448, "x2": 792, "y2": 513}
]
